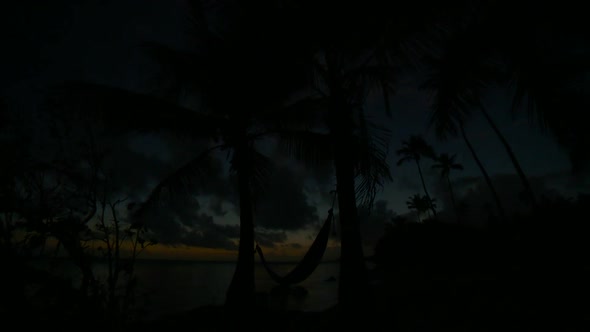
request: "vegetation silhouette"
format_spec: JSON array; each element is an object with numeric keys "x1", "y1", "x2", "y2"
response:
[
  {"x1": 406, "y1": 194, "x2": 436, "y2": 223},
  {"x1": 431, "y1": 153, "x2": 464, "y2": 223},
  {"x1": 396, "y1": 135, "x2": 438, "y2": 218},
  {"x1": 371, "y1": 191, "x2": 590, "y2": 331},
  {"x1": 0, "y1": 112, "x2": 158, "y2": 330},
  {"x1": 45, "y1": 1, "x2": 322, "y2": 316},
  {"x1": 2, "y1": 0, "x2": 589, "y2": 330}
]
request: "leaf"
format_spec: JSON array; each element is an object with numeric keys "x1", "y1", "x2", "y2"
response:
[
  {"x1": 277, "y1": 130, "x2": 333, "y2": 169},
  {"x1": 353, "y1": 112, "x2": 393, "y2": 210},
  {"x1": 130, "y1": 145, "x2": 223, "y2": 220}
]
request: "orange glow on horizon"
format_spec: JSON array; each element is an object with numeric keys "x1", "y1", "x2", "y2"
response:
[
  {"x1": 140, "y1": 242, "x2": 342, "y2": 262},
  {"x1": 35, "y1": 235, "x2": 343, "y2": 262}
]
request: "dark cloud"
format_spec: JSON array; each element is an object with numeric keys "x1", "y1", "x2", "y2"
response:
[
  {"x1": 254, "y1": 230, "x2": 288, "y2": 249},
  {"x1": 208, "y1": 196, "x2": 228, "y2": 217},
  {"x1": 140, "y1": 200, "x2": 239, "y2": 250}
]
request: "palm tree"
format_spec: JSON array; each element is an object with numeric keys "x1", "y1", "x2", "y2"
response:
[
  {"x1": 420, "y1": 21, "x2": 510, "y2": 223},
  {"x1": 46, "y1": 1, "x2": 316, "y2": 312},
  {"x1": 419, "y1": 13, "x2": 540, "y2": 219},
  {"x1": 432, "y1": 153, "x2": 463, "y2": 223},
  {"x1": 396, "y1": 135, "x2": 437, "y2": 217},
  {"x1": 285, "y1": 1, "x2": 471, "y2": 312},
  {"x1": 406, "y1": 194, "x2": 435, "y2": 222},
  {"x1": 487, "y1": 0, "x2": 590, "y2": 177},
  {"x1": 278, "y1": 55, "x2": 395, "y2": 313}
]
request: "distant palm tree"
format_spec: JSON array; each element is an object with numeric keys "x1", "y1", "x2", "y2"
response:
[
  {"x1": 406, "y1": 194, "x2": 435, "y2": 222},
  {"x1": 396, "y1": 135, "x2": 437, "y2": 217},
  {"x1": 432, "y1": 153, "x2": 463, "y2": 223},
  {"x1": 420, "y1": 16, "x2": 539, "y2": 219},
  {"x1": 420, "y1": 22, "x2": 509, "y2": 223}
]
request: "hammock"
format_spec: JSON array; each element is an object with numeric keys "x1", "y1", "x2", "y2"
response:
[{"x1": 255, "y1": 208, "x2": 334, "y2": 286}]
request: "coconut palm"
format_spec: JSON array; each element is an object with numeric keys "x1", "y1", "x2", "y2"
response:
[
  {"x1": 419, "y1": 12, "x2": 541, "y2": 218},
  {"x1": 396, "y1": 135, "x2": 437, "y2": 217},
  {"x1": 284, "y1": 0, "x2": 466, "y2": 312},
  {"x1": 419, "y1": 21, "x2": 509, "y2": 223},
  {"x1": 45, "y1": 1, "x2": 317, "y2": 312},
  {"x1": 406, "y1": 194, "x2": 436, "y2": 222},
  {"x1": 278, "y1": 56, "x2": 395, "y2": 312},
  {"x1": 432, "y1": 153, "x2": 463, "y2": 223},
  {"x1": 487, "y1": 0, "x2": 590, "y2": 177}
]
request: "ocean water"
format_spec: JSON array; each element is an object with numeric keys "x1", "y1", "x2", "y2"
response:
[{"x1": 99, "y1": 260, "x2": 340, "y2": 320}]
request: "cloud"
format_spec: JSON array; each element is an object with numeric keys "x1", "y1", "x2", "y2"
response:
[
  {"x1": 121, "y1": 143, "x2": 330, "y2": 249},
  {"x1": 253, "y1": 230, "x2": 288, "y2": 248},
  {"x1": 139, "y1": 196, "x2": 240, "y2": 250},
  {"x1": 208, "y1": 196, "x2": 228, "y2": 217}
]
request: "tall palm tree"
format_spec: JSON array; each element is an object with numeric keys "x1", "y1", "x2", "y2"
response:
[
  {"x1": 283, "y1": 0, "x2": 468, "y2": 313},
  {"x1": 419, "y1": 13, "x2": 540, "y2": 217},
  {"x1": 279, "y1": 54, "x2": 395, "y2": 313},
  {"x1": 396, "y1": 135, "x2": 437, "y2": 217},
  {"x1": 419, "y1": 20, "x2": 511, "y2": 223},
  {"x1": 46, "y1": 1, "x2": 317, "y2": 312},
  {"x1": 432, "y1": 153, "x2": 463, "y2": 223},
  {"x1": 48, "y1": 81, "x2": 273, "y2": 307}
]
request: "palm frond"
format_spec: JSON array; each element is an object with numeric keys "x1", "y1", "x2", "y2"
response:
[
  {"x1": 353, "y1": 111, "x2": 393, "y2": 210},
  {"x1": 130, "y1": 144, "x2": 224, "y2": 220},
  {"x1": 419, "y1": 21, "x2": 501, "y2": 140},
  {"x1": 422, "y1": 74, "x2": 475, "y2": 139},
  {"x1": 276, "y1": 130, "x2": 333, "y2": 170},
  {"x1": 345, "y1": 63, "x2": 397, "y2": 91},
  {"x1": 397, "y1": 135, "x2": 435, "y2": 163}
]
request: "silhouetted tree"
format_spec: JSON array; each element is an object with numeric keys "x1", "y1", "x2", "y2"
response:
[
  {"x1": 406, "y1": 194, "x2": 435, "y2": 223},
  {"x1": 45, "y1": 1, "x2": 315, "y2": 313},
  {"x1": 420, "y1": 8, "x2": 549, "y2": 215},
  {"x1": 420, "y1": 23, "x2": 508, "y2": 223},
  {"x1": 489, "y1": 1, "x2": 590, "y2": 177},
  {"x1": 432, "y1": 153, "x2": 463, "y2": 223},
  {"x1": 396, "y1": 135, "x2": 437, "y2": 217},
  {"x1": 95, "y1": 192, "x2": 156, "y2": 328},
  {"x1": 280, "y1": 0, "x2": 468, "y2": 315}
]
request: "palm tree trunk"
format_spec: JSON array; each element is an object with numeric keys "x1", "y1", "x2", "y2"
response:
[
  {"x1": 334, "y1": 136, "x2": 371, "y2": 313},
  {"x1": 447, "y1": 175, "x2": 461, "y2": 224},
  {"x1": 460, "y1": 123, "x2": 507, "y2": 223},
  {"x1": 415, "y1": 159, "x2": 437, "y2": 218},
  {"x1": 325, "y1": 50, "x2": 372, "y2": 315},
  {"x1": 225, "y1": 145, "x2": 256, "y2": 312},
  {"x1": 479, "y1": 105, "x2": 538, "y2": 209}
]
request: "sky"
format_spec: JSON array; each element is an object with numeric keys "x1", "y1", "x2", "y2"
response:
[{"x1": 2, "y1": 0, "x2": 588, "y2": 261}]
